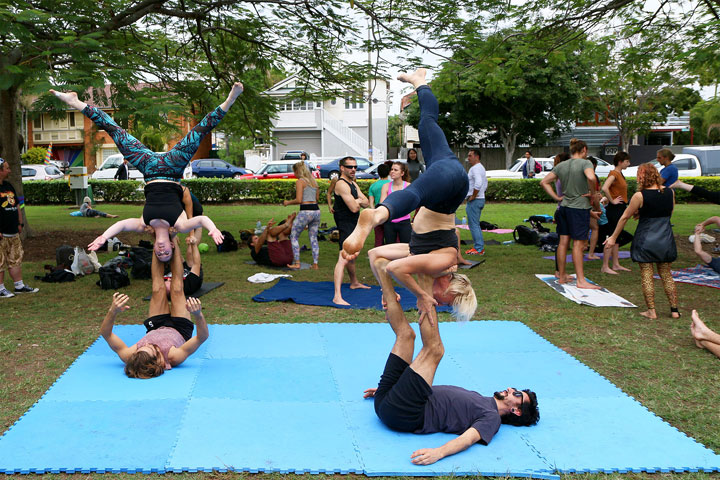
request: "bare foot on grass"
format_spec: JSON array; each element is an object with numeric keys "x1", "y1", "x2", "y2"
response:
[
  {"x1": 333, "y1": 296, "x2": 350, "y2": 306},
  {"x1": 397, "y1": 68, "x2": 428, "y2": 89},
  {"x1": 576, "y1": 279, "x2": 601, "y2": 290},
  {"x1": 350, "y1": 282, "x2": 371, "y2": 290},
  {"x1": 310, "y1": 263, "x2": 319, "y2": 270},
  {"x1": 639, "y1": 309, "x2": 657, "y2": 319},
  {"x1": 587, "y1": 254, "x2": 600, "y2": 260},
  {"x1": 613, "y1": 265, "x2": 631, "y2": 272},
  {"x1": 601, "y1": 267, "x2": 619, "y2": 275}
]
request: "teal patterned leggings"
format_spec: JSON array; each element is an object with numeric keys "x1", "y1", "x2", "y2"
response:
[{"x1": 290, "y1": 210, "x2": 321, "y2": 264}]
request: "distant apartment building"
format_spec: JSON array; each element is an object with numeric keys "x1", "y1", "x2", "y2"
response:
[
  {"x1": 26, "y1": 85, "x2": 213, "y2": 172},
  {"x1": 263, "y1": 74, "x2": 390, "y2": 162}
]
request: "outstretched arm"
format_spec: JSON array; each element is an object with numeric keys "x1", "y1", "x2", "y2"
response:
[
  {"x1": 172, "y1": 298, "x2": 210, "y2": 364},
  {"x1": 89, "y1": 218, "x2": 145, "y2": 251},
  {"x1": 698, "y1": 216, "x2": 720, "y2": 231},
  {"x1": 411, "y1": 427, "x2": 481, "y2": 465},
  {"x1": 175, "y1": 215, "x2": 223, "y2": 245},
  {"x1": 100, "y1": 293, "x2": 135, "y2": 363}
]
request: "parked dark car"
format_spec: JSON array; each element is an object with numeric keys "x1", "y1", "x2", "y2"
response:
[
  {"x1": 239, "y1": 160, "x2": 320, "y2": 180},
  {"x1": 191, "y1": 159, "x2": 248, "y2": 179},
  {"x1": 280, "y1": 150, "x2": 310, "y2": 161},
  {"x1": 317, "y1": 156, "x2": 373, "y2": 180}
]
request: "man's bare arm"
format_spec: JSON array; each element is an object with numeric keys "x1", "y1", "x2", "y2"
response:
[{"x1": 411, "y1": 427, "x2": 481, "y2": 465}]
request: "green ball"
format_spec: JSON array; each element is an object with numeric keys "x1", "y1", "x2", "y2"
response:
[{"x1": 198, "y1": 243, "x2": 209, "y2": 253}]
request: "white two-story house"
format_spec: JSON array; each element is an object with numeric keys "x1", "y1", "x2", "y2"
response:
[{"x1": 263, "y1": 74, "x2": 389, "y2": 163}]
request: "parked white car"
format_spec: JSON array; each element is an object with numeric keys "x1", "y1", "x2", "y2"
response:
[
  {"x1": 486, "y1": 156, "x2": 613, "y2": 179},
  {"x1": 624, "y1": 154, "x2": 702, "y2": 178},
  {"x1": 91, "y1": 153, "x2": 192, "y2": 180},
  {"x1": 21, "y1": 164, "x2": 64, "y2": 181}
]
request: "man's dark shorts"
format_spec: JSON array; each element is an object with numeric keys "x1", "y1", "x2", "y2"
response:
[
  {"x1": 144, "y1": 314, "x2": 194, "y2": 341},
  {"x1": 556, "y1": 206, "x2": 590, "y2": 241},
  {"x1": 374, "y1": 353, "x2": 432, "y2": 432},
  {"x1": 336, "y1": 218, "x2": 357, "y2": 251},
  {"x1": 184, "y1": 269, "x2": 203, "y2": 296},
  {"x1": 708, "y1": 257, "x2": 720, "y2": 275}
]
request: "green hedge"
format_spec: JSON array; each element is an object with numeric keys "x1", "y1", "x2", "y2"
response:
[{"x1": 20, "y1": 177, "x2": 720, "y2": 204}]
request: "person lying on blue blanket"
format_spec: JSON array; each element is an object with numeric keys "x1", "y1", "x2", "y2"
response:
[
  {"x1": 694, "y1": 217, "x2": 720, "y2": 275},
  {"x1": 100, "y1": 237, "x2": 209, "y2": 378},
  {"x1": 363, "y1": 256, "x2": 539, "y2": 465}
]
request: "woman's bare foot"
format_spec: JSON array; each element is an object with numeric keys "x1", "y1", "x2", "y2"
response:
[
  {"x1": 107, "y1": 214, "x2": 119, "y2": 218},
  {"x1": 397, "y1": 68, "x2": 428, "y2": 89},
  {"x1": 613, "y1": 265, "x2": 631, "y2": 272},
  {"x1": 557, "y1": 273, "x2": 571, "y2": 284},
  {"x1": 601, "y1": 267, "x2": 619, "y2": 275},
  {"x1": 310, "y1": 263, "x2": 319, "y2": 270},
  {"x1": 287, "y1": 263, "x2": 301, "y2": 270},
  {"x1": 333, "y1": 296, "x2": 350, "y2": 306},
  {"x1": 49, "y1": 90, "x2": 86, "y2": 110},
  {"x1": 220, "y1": 82, "x2": 244, "y2": 111},
  {"x1": 587, "y1": 254, "x2": 600, "y2": 260},
  {"x1": 349, "y1": 282, "x2": 371, "y2": 290},
  {"x1": 639, "y1": 309, "x2": 657, "y2": 319}
]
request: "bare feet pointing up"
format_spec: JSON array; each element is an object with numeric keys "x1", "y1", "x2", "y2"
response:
[
  {"x1": 397, "y1": 68, "x2": 428, "y2": 89},
  {"x1": 49, "y1": 90, "x2": 87, "y2": 111}
]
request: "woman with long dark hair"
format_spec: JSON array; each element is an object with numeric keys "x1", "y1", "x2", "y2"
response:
[
  {"x1": 600, "y1": 151, "x2": 632, "y2": 274},
  {"x1": 380, "y1": 161, "x2": 412, "y2": 244}
]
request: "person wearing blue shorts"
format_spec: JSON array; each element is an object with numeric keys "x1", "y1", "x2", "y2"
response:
[{"x1": 541, "y1": 138, "x2": 601, "y2": 289}]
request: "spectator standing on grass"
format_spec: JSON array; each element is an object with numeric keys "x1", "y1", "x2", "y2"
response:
[
  {"x1": 465, "y1": 148, "x2": 487, "y2": 256},
  {"x1": 540, "y1": 139, "x2": 601, "y2": 290},
  {"x1": 600, "y1": 151, "x2": 632, "y2": 275},
  {"x1": 114, "y1": 157, "x2": 130, "y2": 180},
  {"x1": 0, "y1": 158, "x2": 39, "y2": 298},
  {"x1": 380, "y1": 162, "x2": 413, "y2": 245},
  {"x1": 523, "y1": 151, "x2": 537, "y2": 179},
  {"x1": 657, "y1": 149, "x2": 678, "y2": 187},
  {"x1": 368, "y1": 162, "x2": 392, "y2": 247},
  {"x1": 406, "y1": 148, "x2": 424, "y2": 182}
]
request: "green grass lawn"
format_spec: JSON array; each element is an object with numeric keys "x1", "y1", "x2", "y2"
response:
[{"x1": 2, "y1": 201, "x2": 719, "y2": 480}]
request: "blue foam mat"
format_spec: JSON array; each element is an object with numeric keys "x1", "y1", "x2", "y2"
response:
[
  {"x1": 1, "y1": 321, "x2": 719, "y2": 476},
  {"x1": 252, "y1": 277, "x2": 452, "y2": 312}
]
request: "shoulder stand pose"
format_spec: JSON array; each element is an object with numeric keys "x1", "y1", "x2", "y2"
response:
[
  {"x1": 100, "y1": 238, "x2": 209, "y2": 378},
  {"x1": 51, "y1": 83, "x2": 244, "y2": 260},
  {"x1": 364, "y1": 255, "x2": 538, "y2": 465}
]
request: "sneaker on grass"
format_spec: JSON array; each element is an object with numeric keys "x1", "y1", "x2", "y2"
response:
[
  {"x1": 14, "y1": 285, "x2": 39, "y2": 294},
  {"x1": 465, "y1": 248, "x2": 485, "y2": 255},
  {"x1": 0, "y1": 289, "x2": 15, "y2": 298}
]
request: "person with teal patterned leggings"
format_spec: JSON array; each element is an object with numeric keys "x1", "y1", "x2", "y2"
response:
[{"x1": 51, "y1": 83, "x2": 244, "y2": 262}]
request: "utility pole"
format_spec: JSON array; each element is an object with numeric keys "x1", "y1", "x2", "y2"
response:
[{"x1": 367, "y1": 19, "x2": 373, "y2": 162}]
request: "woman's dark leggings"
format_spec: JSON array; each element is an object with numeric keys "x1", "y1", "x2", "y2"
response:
[{"x1": 378, "y1": 85, "x2": 468, "y2": 220}]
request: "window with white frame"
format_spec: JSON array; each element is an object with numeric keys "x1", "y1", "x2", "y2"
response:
[
  {"x1": 345, "y1": 95, "x2": 365, "y2": 110},
  {"x1": 279, "y1": 99, "x2": 321, "y2": 111}
]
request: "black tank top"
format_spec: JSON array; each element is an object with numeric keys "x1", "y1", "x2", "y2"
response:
[
  {"x1": 143, "y1": 182, "x2": 185, "y2": 226},
  {"x1": 639, "y1": 189, "x2": 674, "y2": 218},
  {"x1": 333, "y1": 178, "x2": 359, "y2": 220}
]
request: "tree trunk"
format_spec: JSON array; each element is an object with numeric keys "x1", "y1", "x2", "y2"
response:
[
  {"x1": 499, "y1": 127, "x2": 518, "y2": 169},
  {"x1": 0, "y1": 86, "x2": 33, "y2": 238}
]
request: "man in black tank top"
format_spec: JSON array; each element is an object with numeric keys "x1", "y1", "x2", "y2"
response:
[{"x1": 332, "y1": 157, "x2": 371, "y2": 305}]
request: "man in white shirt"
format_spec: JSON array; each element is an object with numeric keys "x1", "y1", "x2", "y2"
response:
[{"x1": 465, "y1": 149, "x2": 487, "y2": 255}]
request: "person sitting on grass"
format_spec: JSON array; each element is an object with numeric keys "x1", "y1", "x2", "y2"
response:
[
  {"x1": 690, "y1": 310, "x2": 720, "y2": 359},
  {"x1": 80, "y1": 196, "x2": 118, "y2": 218},
  {"x1": 100, "y1": 237, "x2": 208, "y2": 378},
  {"x1": 246, "y1": 213, "x2": 297, "y2": 268},
  {"x1": 693, "y1": 217, "x2": 720, "y2": 275},
  {"x1": 363, "y1": 254, "x2": 538, "y2": 465}
]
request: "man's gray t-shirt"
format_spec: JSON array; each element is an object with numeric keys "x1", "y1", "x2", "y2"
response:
[
  {"x1": 416, "y1": 385, "x2": 501, "y2": 445},
  {"x1": 552, "y1": 157, "x2": 593, "y2": 210}
]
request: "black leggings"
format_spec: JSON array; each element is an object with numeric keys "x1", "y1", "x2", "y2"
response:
[
  {"x1": 383, "y1": 219, "x2": 411, "y2": 245},
  {"x1": 690, "y1": 186, "x2": 720, "y2": 205}
]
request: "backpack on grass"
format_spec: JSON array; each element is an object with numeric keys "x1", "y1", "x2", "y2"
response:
[
  {"x1": 217, "y1": 231, "x2": 238, "y2": 252},
  {"x1": 97, "y1": 265, "x2": 130, "y2": 290},
  {"x1": 513, "y1": 225, "x2": 541, "y2": 246}
]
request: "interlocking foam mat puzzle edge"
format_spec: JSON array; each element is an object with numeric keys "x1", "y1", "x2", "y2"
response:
[{"x1": 1, "y1": 321, "x2": 718, "y2": 476}]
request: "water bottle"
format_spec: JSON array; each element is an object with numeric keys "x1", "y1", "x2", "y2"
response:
[
  {"x1": 255, "y1": 220, "x2": 263, "y2": 235},
  {"x1": 502, "y1": 240, "x2": 514, "y2": 245},
  {"x1": 462, "y1": 217, "x2": 467, "y2": 225}
]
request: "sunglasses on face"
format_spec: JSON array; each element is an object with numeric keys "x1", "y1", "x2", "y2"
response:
[
  {"x1": 512, "y1": 388, "x2": 524, "y2": 409},
  {"x1": 342, "y1": 165, "x2": 358, "y2": 169}
]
